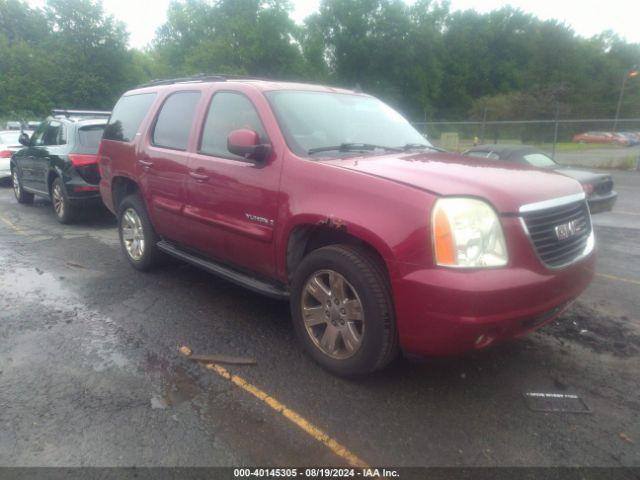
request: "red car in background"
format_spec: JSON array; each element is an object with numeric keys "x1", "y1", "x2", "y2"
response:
[{"x1": 572, "y1": 131, "x2": 630, "y2": 145}]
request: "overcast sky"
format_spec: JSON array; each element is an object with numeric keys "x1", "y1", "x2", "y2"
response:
[{"x1": 26, "y1": 0, "x2": 640, "y2": 49}]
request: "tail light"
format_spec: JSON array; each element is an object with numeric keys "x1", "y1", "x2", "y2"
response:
[
  {"x1": 0, "y1": 150, "x2": 12, "y2": 158},
  {"x1": 69, "y1": 154, "x2": 98, "y2": 167}
]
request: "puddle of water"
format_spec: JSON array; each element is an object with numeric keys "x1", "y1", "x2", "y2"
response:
[
  {"x1": 0, "y1": 265, "x2": 132, "y2": 372},
  {"x1": 144, "y1": 353, "x2": 201, "y2": 409},
  {"x1": 0, "y1": 267, "x2": 72, "y2": 309},
  {"x1": 1, "y1": 264, "x2": 200, "y2": 413}
]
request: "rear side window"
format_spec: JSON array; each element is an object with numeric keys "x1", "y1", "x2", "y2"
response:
[
  {"x1": 200, "y1": 92, "x2": 266, "y2": 159},
  {"x1": 41, "y1": 121, "x2": 65, "y2": 146},
  {"x1": 152, "y1": 91, "x2": 201, "y2": 150},
  {"x1": 78, "y1": 125, "x2": 106, "y2": 147},
  {"x1": 104, "y1": 93, "x2": 156, "y2": 142}
]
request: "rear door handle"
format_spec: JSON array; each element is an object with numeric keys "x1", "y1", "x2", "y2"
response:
[
  {"x1": 138, "y1": 159, "x2": 153, "y2": 167},
  {"x1": 189, "y1": 171, "x2": 209, "y2": 182}
]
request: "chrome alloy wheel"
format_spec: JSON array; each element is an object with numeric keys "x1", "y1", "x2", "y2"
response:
[
  {"x1": 12, "y1": 170, "x2": 20, "y2": 198},
  {"x1": 301, "y1": 269, "x2": 365, "y2": 359},
  {"x1": 121, "y1": 208, "x2": 145, "y2": 261},
  {"x1": 52, "y1": 183, "x2": 65, "y2": 218}
]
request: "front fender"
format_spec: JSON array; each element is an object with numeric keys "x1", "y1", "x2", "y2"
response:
[{"x1": 275, "y1": 157, "x2": 437, "y2": 281}]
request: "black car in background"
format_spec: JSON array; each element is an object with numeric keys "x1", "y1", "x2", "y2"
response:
[
  {"x1": 463, "y1": 144, "x2": 617, "y2": 213},
  {"x1": 11, "y1": 110, "x2": 110, "y2": 223}
]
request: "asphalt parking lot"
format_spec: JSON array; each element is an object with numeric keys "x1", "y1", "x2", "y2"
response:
[{"x1": 0, "y1": 171, "x2": 638, "y2": 468}]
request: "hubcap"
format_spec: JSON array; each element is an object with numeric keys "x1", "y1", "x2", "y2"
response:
[
  {"x1": 301, "y1": 269, "x2": 364, "y2": 359},
  {"x1": 12, "y1": 171, "x2": 20, "y2": 198},
  {"x1": 52, "y1": 184, "x2": 64, "y2": 217},
  {"x1": 121, "y1": 208, "x2": 145, "y2": 261}
]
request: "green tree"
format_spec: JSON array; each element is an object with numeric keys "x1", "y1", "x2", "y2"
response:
[{"x1": 153, "y1": 0, "x2": 305, "y2": 78}]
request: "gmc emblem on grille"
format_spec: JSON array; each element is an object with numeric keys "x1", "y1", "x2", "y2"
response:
[{"x1": 554, "y1": 219, "x2": 581, "y2": 240}]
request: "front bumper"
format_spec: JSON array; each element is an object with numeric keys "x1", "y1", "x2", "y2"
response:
[
  {"x1": 587, "y1": 190, "x2": 617, "y2": 214},
  {"x1": 392, "y1": 251, "x2": 595, "y2": 356}
]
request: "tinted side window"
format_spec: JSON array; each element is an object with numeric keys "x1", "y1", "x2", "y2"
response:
[
  {"x1": 42, "y1": 121, "x2": 64, "y2": 146},
  {"x1": 200, "y1": 92, "x2": 266, "y2": 159},
  {"x1": 104, "y1": 93, "x2": 157, "y2": 142},
  {"x1": 152, "y1": 91, "x2": 201, "y2": 150},
  {"x1": 31, "y1": 121, "x2": 49, "y2": 146}
]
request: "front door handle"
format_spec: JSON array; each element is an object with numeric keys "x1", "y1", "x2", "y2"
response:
[{"x1": 189, "y1": 171, "x2": 209, "y2": 182}]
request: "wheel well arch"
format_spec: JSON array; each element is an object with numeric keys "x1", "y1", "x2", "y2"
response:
[
  {"x1": 286, "y1": 224, "x2": 391, "y2": 282},
  {"x1": 47, "y1": 169, "x2": 60, "y2": 194},
  {"x1": 111, "y1": 176, "x2": 140, "y2": 212}
]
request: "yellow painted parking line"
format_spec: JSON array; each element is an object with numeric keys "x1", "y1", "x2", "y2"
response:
[
  {"x1": 205, "y1": 362, "x2": 369, "y2": 468},
  {"x1": 0, "y1": 215, "x2": 26, "y2": 235},
  {"x1": 595, "y1": 272, "x2": 640, "y2": 287}
]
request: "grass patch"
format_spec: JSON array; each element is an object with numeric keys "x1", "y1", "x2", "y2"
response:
[
  {"x1": 432, "y1": 139, "x2": 628, "y2": 153},
  {"x1": 557, "y1": 155, "x2": 639, "y2": 170}
]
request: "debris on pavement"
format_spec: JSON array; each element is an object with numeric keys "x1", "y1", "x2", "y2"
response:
[
  {"x1": 150, "y1": 395, "x2": 169, "y2": 410},
  {"x1": 178, "y1": 344, "x2": 256, "y2": 365},
  {"x1": 541, "y1": 301, "x2": 640, "y2": 357},
  {"x1": 65, "y1": 261, "x2": 86, "y2": 269},
  {"x1": 178, "y1": 345, "x2": 192, "y2": 357},
  {"x1": 523, "y1": 392, "x2": 591, "y2": 414},
  {"x1": 619, "y1": 432, "x2": 634, "y2": 444}
]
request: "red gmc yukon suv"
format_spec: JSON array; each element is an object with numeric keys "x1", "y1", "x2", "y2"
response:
[{"x1": 98, "y1": 76, "x2": 595, "y2": 375}]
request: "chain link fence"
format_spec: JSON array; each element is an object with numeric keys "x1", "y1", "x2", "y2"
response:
[{"x1": 412, "y1": 118, "x2": 640, "y2": 169}]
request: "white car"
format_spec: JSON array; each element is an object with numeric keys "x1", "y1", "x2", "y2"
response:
[{"x1": 0, "y1": 130, "x2": 32, "y2": 181}]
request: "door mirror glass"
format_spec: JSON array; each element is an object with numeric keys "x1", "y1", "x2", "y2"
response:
[
  {"x1": 18, "y1": 133, "x2": 30, "y2": 146},
  {"x1": 227, "y1": 129, "x2": 270, "y2": 161}
]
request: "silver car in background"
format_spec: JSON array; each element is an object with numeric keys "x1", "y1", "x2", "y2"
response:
[{"x1": 0, "y1": 130, "x2": 32, "y2": 182}]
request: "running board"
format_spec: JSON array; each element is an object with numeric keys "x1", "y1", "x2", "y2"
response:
[{"x1": 156, "y1": 240, "x2": 289, "y2": 300}]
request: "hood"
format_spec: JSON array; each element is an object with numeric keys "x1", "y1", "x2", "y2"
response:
[
  {"x1": 322, "y1": 152, "x2": 584, "y2": 214},
  {"x1": 553, "y1": 167, "x2": 610, "y2": 184}
]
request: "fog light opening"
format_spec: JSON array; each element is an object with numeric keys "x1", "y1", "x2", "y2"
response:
[{"x1": 474, "y1": 334, "x2": 494, "y2": 349}]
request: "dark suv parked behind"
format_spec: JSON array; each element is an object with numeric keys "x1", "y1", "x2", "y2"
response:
[
  {"x1": 99, "y1": 76, "x2": 594, "y2": 375},
  {"x1": 11, "y1": 110, "x2": 109, "y2": 223}
]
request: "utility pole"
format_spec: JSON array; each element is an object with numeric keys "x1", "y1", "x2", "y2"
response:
[
  {"x1": 552, "y1": 102, "x2": 560, "y2": 160},
  {"x1": 480, "y1": 107, "x2": 487, "y2": 144},
  {"x1": 613, "y1": 65, "x2": 639, "y2": 131}
]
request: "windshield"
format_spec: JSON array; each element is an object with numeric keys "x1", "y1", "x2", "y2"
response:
[
  {"x1": 266, "y1": 91, "x2": 430, "y2": 157},
  {"x1": 523, "y1": 152, "x2": 557, "y2": 168},
  {"x1": 0, "y1": 131, "x2": 21, "y2": 145}
]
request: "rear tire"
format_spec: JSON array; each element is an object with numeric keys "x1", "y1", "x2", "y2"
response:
[
  {"x1": 290, "y1": 244, "x2": 398, "y2": 376},
  {"x1": 12, "y1": 168, "x2": 34, "y2": 204},
  {"x1": 118, "y1": 194, "x2": 163, "y2": 271},
  {"x1": 51, "y1": 177, "x2": 76, "y2": 224}
]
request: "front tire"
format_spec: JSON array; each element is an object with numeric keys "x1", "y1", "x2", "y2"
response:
[
  {"x1": 118, "y1": 194, "x2": 163, "y2": 271},
  {"x1": 291, "y1": 245, "x2": 398, "y2": 376},
  {"x1": 51, "y1": 177, "x2": 76, "y2": 224},
  {"x1": 12, "y1": 168, "x2": 34, "y2": 204}
]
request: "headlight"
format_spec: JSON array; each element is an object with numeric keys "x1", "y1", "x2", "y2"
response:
[{"x1": 432, "y1": 197, "x2": 508, "y2": 267}]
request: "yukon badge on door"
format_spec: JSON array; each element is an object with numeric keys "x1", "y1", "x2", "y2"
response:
[{"x1": 245, "y1": 213, "x2": 274, "y2": 226}]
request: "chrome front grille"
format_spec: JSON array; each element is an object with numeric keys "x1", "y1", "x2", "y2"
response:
[{"x1": 521, "y1": 199, "x2": 592, "y2": 268}]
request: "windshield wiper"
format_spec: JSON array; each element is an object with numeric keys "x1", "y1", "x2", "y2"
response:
[
  {"x1": 308, "y1": 143, "x2": 403, "y2": 155},
  {"x1": 399, "y1": 143, "x2": 447, "y2": 152}
]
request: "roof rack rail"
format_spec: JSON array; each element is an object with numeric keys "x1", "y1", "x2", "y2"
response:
[
  {"x1": 51, "y1": 109, "x2": 111, "y2": 118},
  {"x1": 136, "y1": 73, "x2": 267, "y2": 89}
]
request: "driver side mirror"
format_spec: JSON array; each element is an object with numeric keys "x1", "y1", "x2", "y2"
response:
[
  {"x1": 227, "y1": 129, "x2": 271, "y2": 162},
  {"x1": 18, "y1": 132, "x2": 30, "y2": 146}
]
